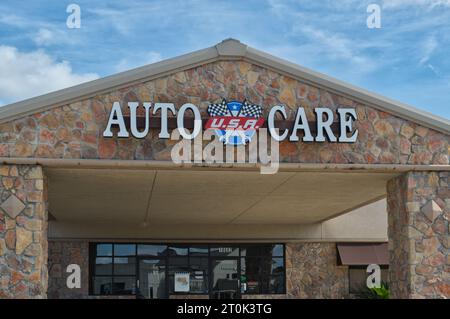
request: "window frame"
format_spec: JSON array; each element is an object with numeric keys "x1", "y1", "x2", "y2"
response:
[
  {"x1": 89, "y1": 243, "x2": 138, "y2": 296},
  {"x1": 239, "y1": 244, "x2": 286, "y2": 295}
]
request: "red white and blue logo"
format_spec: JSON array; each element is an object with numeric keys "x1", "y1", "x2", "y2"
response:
[{"x1": 205, "y1": 99, "x2": 265, "y2": 145}]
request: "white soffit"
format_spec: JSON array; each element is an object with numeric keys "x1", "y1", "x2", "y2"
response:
[{"x1": 46, "y1": 168, "x2": 397, "y2": 225}]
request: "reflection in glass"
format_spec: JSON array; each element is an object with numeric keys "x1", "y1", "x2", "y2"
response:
[
  {"x1": 138, "y1": 259, "x2": 166, "y2": 299},
  {"x1": 211, "y1": 259, "x2": 239, "y2": 299},
  {"x1": 168, "y1": 257, "x2": 189, "y2": 293},
  {"x1": 271, "y1": 257, "x2": 284, "y2": 275},
  {"x1": 210, "y1": 246, "x2": 239, "y2": 257},
  {"x1": 168, "y1": 245, "x2": 188, "y2": 256},
  {"x1": 96, "y1": 244, "x2": 112, "y2": 256},
  {"x1": 93, "y1": 276, "x2": 112, "y2": 294},
  {"x1": 114, "y1": 244, "x2": 135, "y2": 256},
  {"x1": 268, "y1": 275, "x2": 284, "y2": 294},
  {"x1": 189, "y1": 246, "x2": 209, "y2": 256},
  {"x1": 113, "y1": 257, "x2": 136, "y2": 275},
  {"x1": 240, "y1": 257, "x2": 285, "y2": 294},
  {"x1": 240, "y1": 244, "x2": 283, "y2": 257},
  {"x1": 112, "y1": 276, "x2": 135, "y2": 295},
  {"x1": 240, "y1": 245, "x2": 265, "y2": 257},
  {"x1": 137, "y1": 244, "x2": 167, "y2": 256},
  {"x1": 190, "y1": 257, "x2": 208, "y2": 294},
  {"x1": 241, "y1": 259, "x2": 260, "y2": 294},
  {"x1": 272, "y1": 244, "x2": 284, "y2": 256},
  {"x1": 91, "y1": 243, "x2": 285, "y2": 296},
  {"x1": 95, "y1": 257, "x2": 112, "y2": 275}
]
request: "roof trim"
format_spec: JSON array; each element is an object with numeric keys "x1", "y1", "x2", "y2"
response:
[{"x1": 0, "y1": 38, "x2": 449, "y2": 134}]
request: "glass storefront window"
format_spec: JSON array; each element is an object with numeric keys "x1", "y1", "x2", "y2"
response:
[
  {"x1": 168, "y1": 245, "x2": 188, "y2": 256},
  {"x1": 241, "y1": 245, "x2": 269, "y2": 257},
  {"x1": 271, "y1": 257, "x2": 284, "y2": 275},
  {"x1": 96, "y1": 244, "x2": 112, "y2": 256},
  {"x1": 138, "y1": 259, "x2": 166, "y2": 299},
  {"x1": 137, "y1": 244, "x2": 167, "y2": 256},
  {"x1": 91, "y1": 244, "x2": 136, "y2": 295},
  {"x1": 90, "y1": 243, "x2": 286, "y2": 296},
  {"x1": 114, "y1": 244, "x2": 135, "y2": 256},
  {"x1": 269, "y1": 275, "x2": 285, "y2": 294},
  {"x1": 189, "y1": 257, "x2": 209, "y2": 294},
  {"x1": 271, "y1": 244, "x2": 284, "y2": 257},
  {"x1": 112, "y1": 276, "x2": 136, "y2": 295},
  {"x1": 93, "y1": 276, "x2": 112, "y2": 294},
  {"x1": 240, "y1": 255, "x2": 285, "y2": 294},
  {"x1": 241, "y1": 244, "x2": 284, "y2": 257},
  {"x1": 189, "y1": 246, "x2": 209, "y2": 256},
  {"x1": 168, "y1": 257, "x2": 189, "y2": 293},
  {"x1": 210, "y1": 246, "x2": 239, "y2": 257},
  {"x1": 211, "y1": 259, "x2": 239, "y2": 298},
  {"x1": 113, "y1": 257, "x2": 136, "y2": 275},
  {"x1": 95, "y1": 257, "x2": 112, "y2": 275}
]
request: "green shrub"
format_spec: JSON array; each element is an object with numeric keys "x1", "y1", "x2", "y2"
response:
[{"x1": 355, "y1": 281, "x2": 389, "y2": 299}]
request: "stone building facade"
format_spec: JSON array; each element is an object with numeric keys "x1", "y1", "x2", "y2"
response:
[
  {"x1": 0, "y1": 39, "x2": 448, "y2": 299},
  {"x1": 0, "y1": 165, "x2": 48, "y2": 298},
  {"x1": 388, "y1": 171, "x2": 449, "y2": 298},
  {"x1": 0, "y1": 60, "x2": 447, "y2": 165}
]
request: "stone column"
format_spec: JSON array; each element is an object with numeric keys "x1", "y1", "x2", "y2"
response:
[
  {"x1": 387, "y1": 171, "x2": 449, "y2": 299},
  {"x1": 0, "y1": 165, "x2": 48, "y2": 298},
  {"x1": 286, "y1": 243, "x2": 349, "y2": 299}
]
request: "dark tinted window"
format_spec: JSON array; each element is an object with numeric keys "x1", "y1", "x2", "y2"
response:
[
  {"x1": 137, "y1": 244, "x2": 167, "y2": 256},
  {"x1": 114, "y1": 244, "x2": 135, "y2": 256},
  {"x1": 189, "y1": 246, "x2": 209, "y2": 256},
  {"x1": 210, "y1": 246, "x2": 239, "y2": 257},
  {"x1": 168, "y1": 245, "x2": 188, "y2": 256},
  {"x1": 95, "y1": 257, "x2": 112, "y2": 275},
  {"x1": 96, "y1": 244, "x2": 112, "y2": 256},
  {"x1": 113, "y1": 257, "x2": 136, "y2": 275},
  {"x1": 90, "y1": 243, "x2": 285, "y2": 296}
]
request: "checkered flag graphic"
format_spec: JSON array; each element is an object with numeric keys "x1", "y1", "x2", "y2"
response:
[
  {"x1": 240, "y1": 100, "x2": 263, "y2": 118},
  {"x1": 208, "y1": 99, "x2": 229, "y2": 117}
]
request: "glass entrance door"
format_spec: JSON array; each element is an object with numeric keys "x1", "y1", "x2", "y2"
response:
[
  {"x1": 210, "y1": 258, "x2": 240, "y2": 299},
  {"x1": 138, "y1": 258, "x2": 167, "y2": 299}
]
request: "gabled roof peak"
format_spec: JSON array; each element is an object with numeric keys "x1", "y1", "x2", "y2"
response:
[
  {"x1": 0, "y1": 39, "x2": 449, "y2": 134},
  {"x1": 215, "y1": 38, "x2": 247, "y2": 56}
]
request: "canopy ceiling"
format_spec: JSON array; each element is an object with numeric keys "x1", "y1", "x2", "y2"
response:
[{"x1": 46, "y1": 168, "x2": 396, "y2": 226}]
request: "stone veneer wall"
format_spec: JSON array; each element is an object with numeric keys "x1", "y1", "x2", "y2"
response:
[
  {"x1": 387, "y1": 171, "x2": 449, "y2": 298},
  {"x1": 48, "y1": 240, "x2": 89, "y2": 299},
  {"x1": 0, "y1": 164, "x2": 48, "y2": 298},
  {"x1": 285, "y1": 243, "x2": 349, "y2": 299},
  {"x1": 0, "y1": 61, "x2": 447, "y2": 165}
]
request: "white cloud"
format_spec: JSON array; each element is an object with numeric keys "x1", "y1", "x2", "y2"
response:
[
  {"x1": 115, "y1": 51, "x2": 162, "y2": 72},
  {"x1": 34, "y1": 28, "x2": 54, "y2": 45},
  {"x1": 419, "y1": 35, "x2": 438, "y2": 65},
  {"x1": 0, "y1": 46, "x2": 99, "y2": 106},
  {"x1": 0, "y1": 13, "x2": 29, "y2": 28},
  {"x1": 87, "y1": 7, "x2": 135, "y2": 36},
  {"x1": 296, "y1": 26, "x2": 369, "y2": 65},
  {"x1": 33, "y1": 27, "x2": 77, "y2": 46},
  {"x1": 382, "y1": 0, "x2": 450, "y2": 9}
]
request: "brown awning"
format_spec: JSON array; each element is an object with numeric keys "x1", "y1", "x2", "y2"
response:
[{"x1": 337, "y1": 243, "x2": 388, "y2": 266}]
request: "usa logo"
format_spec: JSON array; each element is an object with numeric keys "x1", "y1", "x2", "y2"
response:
[{"x1": 205, "y1": 99, "x2": 265, "y2": 145}]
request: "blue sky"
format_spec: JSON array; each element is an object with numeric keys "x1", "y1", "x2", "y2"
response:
[{"x1": 0, "y1": 0, "x2": 449, "y2": 119}]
